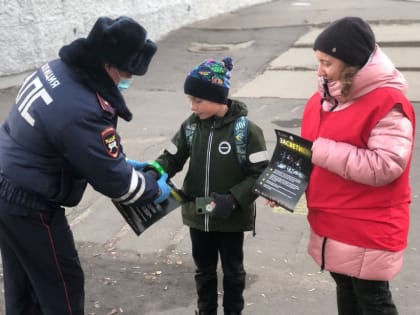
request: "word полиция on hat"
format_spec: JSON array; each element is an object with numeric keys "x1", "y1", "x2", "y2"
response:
[
  {"x1": 184, "y1": 57, "x2": 233, "y2": 105},
  {"x1": 313, "y1": 16, "x2": 376, "y2": 67}
]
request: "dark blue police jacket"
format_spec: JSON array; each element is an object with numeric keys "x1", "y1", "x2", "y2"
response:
[{"x1": 0, "y1": 59, "x2": 156, "y2": 214}]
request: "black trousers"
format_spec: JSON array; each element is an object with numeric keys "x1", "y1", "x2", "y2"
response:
[
  {"x1": 330, "y1": 272, "x2": 398, "y2": 315},
  {"x1": 190, "y1": 228, "x2": 245, "y2": 313},
  {"x1": 0, "y1": 207, "x2": 84, "y2": 315}
]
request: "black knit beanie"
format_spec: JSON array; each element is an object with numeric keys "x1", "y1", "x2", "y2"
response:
[
  {"x1": 184, "y1": 57, "x2": 233, "y2": 104},
  {"x1": 313, "y1": 17, "x2": 376, "y2": 67}
]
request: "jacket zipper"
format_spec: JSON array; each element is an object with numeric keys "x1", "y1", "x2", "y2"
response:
[
  {"x1": 204, "y1": 122, "x2": 215, "y2": 232},
  {"x1": 321, "y1": 237, "x2": 327, "y2": 271}
]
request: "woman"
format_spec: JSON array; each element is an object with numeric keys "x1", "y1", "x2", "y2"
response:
[{"x1": 301, "y1": 17, "x2": 415, "y2": 314}]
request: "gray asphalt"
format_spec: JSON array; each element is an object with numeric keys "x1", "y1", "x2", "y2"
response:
[{"x1": 0, "y1": 0, "x2": 419, "y2": 314}]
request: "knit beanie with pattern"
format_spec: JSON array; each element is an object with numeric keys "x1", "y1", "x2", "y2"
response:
[
  {"x1": 313, "y1": 17, "x2": 376, "y2": 67},
  {"x1": 184, "y1": 57, "x2": 233, "y2": 104}
]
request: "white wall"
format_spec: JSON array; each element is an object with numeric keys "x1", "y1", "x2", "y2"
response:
[{"x1": 0, "y1": 0, "x2": 268, "y2": 80}]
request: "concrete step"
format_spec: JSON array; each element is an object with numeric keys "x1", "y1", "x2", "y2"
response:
[{"x1": 234, "y1": 23, "x2": 420, "y2": 101}]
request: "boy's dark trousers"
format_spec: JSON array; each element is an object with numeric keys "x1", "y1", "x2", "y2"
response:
[
  {"x1": 190, "y1": 228, "x2": 245, "y2": 314},
  {"x1": 330, "y1": 272, "x2": 399, "y2": 315},
  {"x1": 0, "y1": 206, "x2": 85, "y2": 315}
]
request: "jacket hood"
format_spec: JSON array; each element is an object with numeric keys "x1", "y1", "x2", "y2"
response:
[
  {"x1": 191, "y1": 98, "x2": 248, "y2": 128},
  {"x1": 223, "y1": 99, "x2": 248, "y2": 124},
  {"x1": 348, "y1": 44, "x2": 408, "y2": 100}
]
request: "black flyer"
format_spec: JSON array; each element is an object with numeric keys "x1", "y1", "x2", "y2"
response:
[
  {"x1": 253, "y1": 129, "x2": 313, "y2": 212},
  {"x1": 112, "y1": 180, "x2": 188, "y2": 236}
]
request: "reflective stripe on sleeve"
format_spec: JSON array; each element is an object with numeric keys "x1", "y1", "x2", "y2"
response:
[
  {"x1": 113, "y1": 169, "x2": 146, "y2": 204},
  {"x1": 124, "y1": 171, "x2": 146, "y2": 204},
  {"x1": 249, "y1": 150, "x2": 269, "y2": 163}
]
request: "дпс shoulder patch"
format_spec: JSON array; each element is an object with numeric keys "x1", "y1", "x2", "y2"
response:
[{"x1": 101, "y1": 127, "x2": 119, "y2": 158}]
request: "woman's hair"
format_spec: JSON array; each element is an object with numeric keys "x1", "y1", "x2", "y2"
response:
[{"x1": 340, "y1": 66, "x2": 360, "y2": 98}]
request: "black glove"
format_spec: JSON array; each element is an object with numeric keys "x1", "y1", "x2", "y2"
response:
[{"x1": 209, "y1": 192, "x2": 238, "y2": 220}]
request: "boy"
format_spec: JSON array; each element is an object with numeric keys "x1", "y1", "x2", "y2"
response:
[{"x1": 132, "y1": 57, "x2": 268, "y2": 315}]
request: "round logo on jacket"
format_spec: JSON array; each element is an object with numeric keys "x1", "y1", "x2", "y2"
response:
[{"x1": 218, "y1": 141, "x2": 231, "y2": 155}]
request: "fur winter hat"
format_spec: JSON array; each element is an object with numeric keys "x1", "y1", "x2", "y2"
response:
[
  {"x1": 313, "y1": 17, "x2": 376, "y2": 67},
  {"x1": 58, "y1": 16, "x2": 156, "y2": 121},
  {"x1": 184, "y1": 57, "x2": 233, "y2": 104},
  {"x1": 87, "y1": 16, "x2": 156, "y2": 75},
  {"x1": 61, "y1": 16, "x2": 156, "y2": 75}
]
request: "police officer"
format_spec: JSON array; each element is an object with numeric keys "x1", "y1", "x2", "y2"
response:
[{"x1": 0, "y1": 16, "x2": 170, "y2": 314}]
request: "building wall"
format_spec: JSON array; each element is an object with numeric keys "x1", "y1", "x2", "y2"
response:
[{"x1": 0, "y1": 0, "x2": 268, "y2": 80}]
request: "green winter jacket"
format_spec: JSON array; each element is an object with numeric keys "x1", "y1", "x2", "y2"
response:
[{"x1": 156, "y1": 99, "x2": 269, "y2": 232}]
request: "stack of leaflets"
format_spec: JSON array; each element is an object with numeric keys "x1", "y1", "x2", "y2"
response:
[
  {"x1": 112, "y1": 180, "x2": 188, "y2": 236},
  {"x1": 253, "y1": 129, "x2": 313, "y2": 212}
]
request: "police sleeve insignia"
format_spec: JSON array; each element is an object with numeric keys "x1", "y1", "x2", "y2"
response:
[{"x1": 101, "y1": 127, "x2": 119, "y2": 158}]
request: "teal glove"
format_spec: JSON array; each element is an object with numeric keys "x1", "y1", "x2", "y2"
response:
[
  {"x1": 127, "y1": 159, "x2": 170, "y2": 203},
  {"x1": 126, "y1": 159, "x2": 148, "y2": 170},
  {"x1": 155, "y1": 173, "x2": 171, "y2": 203}
]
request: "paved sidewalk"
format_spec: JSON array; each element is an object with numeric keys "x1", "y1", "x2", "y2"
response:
[{"x1": 234, "y1": 23, "x2": 420, "y2": 100}]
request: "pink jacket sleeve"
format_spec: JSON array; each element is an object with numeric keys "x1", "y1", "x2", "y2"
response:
[{"x1": 311, "y1": 106, "x2": 413, "y2": 186}]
